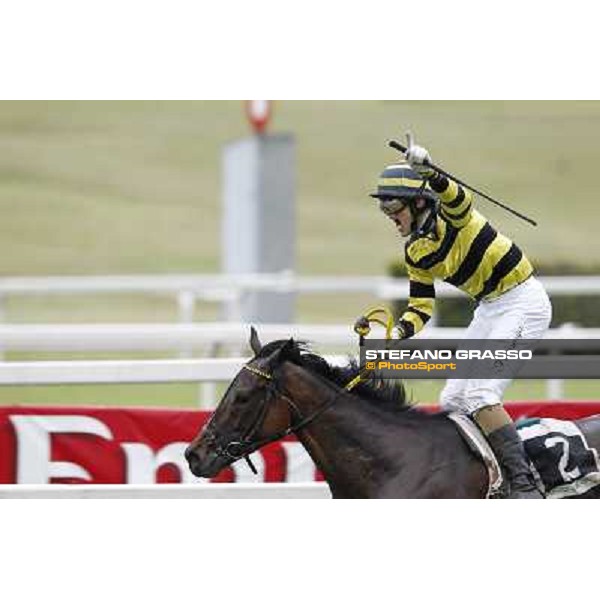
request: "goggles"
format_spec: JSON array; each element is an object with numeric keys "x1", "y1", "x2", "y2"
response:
[{"x1": 379, "y1": 198, "x2": 409, "y2": 216}]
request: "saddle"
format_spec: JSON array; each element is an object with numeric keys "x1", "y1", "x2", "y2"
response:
[{"x1": 447, "y1": 413, "x2": 504, "y2": 498}]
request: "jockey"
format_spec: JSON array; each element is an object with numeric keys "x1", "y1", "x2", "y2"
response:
[{"x1": 361, "y1": 133, "x2": 552, "y2": 499}]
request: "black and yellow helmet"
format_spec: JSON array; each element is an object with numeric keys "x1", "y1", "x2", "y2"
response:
[
  {"x1": 370, "y1": 162, "x2": 437, "y2": 204},
  {"x1": 370, "y1": 162, "x2": 438, "y2": 233}
]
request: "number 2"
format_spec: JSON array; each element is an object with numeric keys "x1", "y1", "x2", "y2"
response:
[{"x1": 545, "y1": 436, "x2": 581, "y2": 482}]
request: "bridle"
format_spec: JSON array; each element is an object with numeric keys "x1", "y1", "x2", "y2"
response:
[{"x1": 203, "y1": 362, "x2": 339, "y2": 474}]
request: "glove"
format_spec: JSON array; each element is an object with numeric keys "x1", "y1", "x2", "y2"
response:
[
  {"x1": 395, "y1": 323, "x2": 408, "y2": 340},
  {"x1": 353, "y1": 315, "x2": 371, "y2": 337},
  {"x1": 404, "y1": 131, "x2": 435, "y2": 180}
]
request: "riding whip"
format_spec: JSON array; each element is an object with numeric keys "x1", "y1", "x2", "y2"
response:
[{"x1": 388, "y1": 140, "x2": 537, "y2": 227}]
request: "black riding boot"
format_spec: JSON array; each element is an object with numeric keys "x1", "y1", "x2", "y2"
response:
[{"x1": 486, "y1": 424, "x2": 544, "y2": 499}]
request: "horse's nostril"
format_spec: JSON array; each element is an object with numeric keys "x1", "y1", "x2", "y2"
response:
[{"x1": 184, "y1": 446, "x2": 194, "y2": 462}]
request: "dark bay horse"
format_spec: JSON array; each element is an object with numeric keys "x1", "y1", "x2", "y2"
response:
[{"x1": 185, "y1": 328, "x2": 600, "y2": 498}]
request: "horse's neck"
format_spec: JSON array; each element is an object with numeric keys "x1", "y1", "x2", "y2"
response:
[{"x1": 280, "y1": 363, "x2": 429, "y2": 498}]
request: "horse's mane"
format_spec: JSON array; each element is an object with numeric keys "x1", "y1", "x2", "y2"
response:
[{"x1": 257, "y1": 338, "x2": 417, "y2": 414}]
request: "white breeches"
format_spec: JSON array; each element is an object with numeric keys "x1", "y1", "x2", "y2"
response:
[{"x1": 439, "y1": 277, "x2": 552, "y2": 416}]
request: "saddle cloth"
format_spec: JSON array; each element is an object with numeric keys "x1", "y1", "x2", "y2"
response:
[{"x1": 517, "y1": 418, "x2": 600, "y2": 499}]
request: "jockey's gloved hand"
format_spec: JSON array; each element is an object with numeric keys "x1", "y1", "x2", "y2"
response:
[
  {"x1": 353, "y1": 315, "x2": 371, "y2": 337},
  {"x1": 405, "y1": 132, "x2": 435, "y2": 180},
  {"x1": 394, "y1": 323, "x2": 409, "y2": 340}
]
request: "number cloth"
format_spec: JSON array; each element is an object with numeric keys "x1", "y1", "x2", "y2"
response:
[{"x1": 517, "y1": 417, "x2": 600, "y2": 498}]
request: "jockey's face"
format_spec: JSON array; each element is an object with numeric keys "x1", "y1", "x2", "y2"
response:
[
  {"x1": 380, "y1": 197, "x2": 428, "y2": 237},
  {"x1": 387, "y1": 204, "x2": 413, "y2": 237}
]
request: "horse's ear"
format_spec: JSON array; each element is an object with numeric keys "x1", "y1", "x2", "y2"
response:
[{"x1": 249, "y1": 326, "x2": 262, "y2": 356}]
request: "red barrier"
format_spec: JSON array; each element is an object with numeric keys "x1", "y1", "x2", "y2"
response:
[
  {"x1": 0, "y1": 406, "x2": 321, "y2": 484},
  {"x1": 506, "y1": 402, "x2": 600, "y2": 421},
  {"x1": 1, "y1": 402, "x2": 598, "y2": 484}
]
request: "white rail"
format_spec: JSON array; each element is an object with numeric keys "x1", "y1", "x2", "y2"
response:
[
  {"x1": 0, "y1": 324, "x2": 596, "y2": 403},
  {"x1": 0, "y1": 340, "x2": 594, "y2": 405},
  {"x1": 0, "y1": 358, "x2": 242, "y2": 385},
  {"x1": 0, "y1": 322, "x2": 362, "y2": 352},
  {"x1": 1, "y1": 274, "x2": 600, "y2": 324},
  {"x1": 2, "y1": 273, "x2": 600, "y2": 296},
  {"x1": 0, "y1": 323, "x2": 597, "y2": 353},
  {"x1": 0, "y1": 273, "x2": 459, "y2": 297},
  {"x1": 0, "y1": 355, "x2": 351, "y2": 385},
  {"x1": 0, "y1": 483, "x2": 332, "y2": 499}
]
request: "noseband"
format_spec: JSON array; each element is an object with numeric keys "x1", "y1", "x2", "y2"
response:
[{"x1": 206, "y1": 362, "x2": 338, "y2": 474}]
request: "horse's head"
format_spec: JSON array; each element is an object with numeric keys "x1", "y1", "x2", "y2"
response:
[{"x1": 185, "y1": 327, "x2": 301, "y2": 478}]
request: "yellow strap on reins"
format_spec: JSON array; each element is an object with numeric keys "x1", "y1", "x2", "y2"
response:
[
  {"x1": 362, "y1": 306, "x2": 395, "y2": 340},
  {"x1": 344, "y1": 373, "x2": 364, "y2": 391},
  {"x1": 345, "y1": 305, "x2": 395, "y2": 391}
]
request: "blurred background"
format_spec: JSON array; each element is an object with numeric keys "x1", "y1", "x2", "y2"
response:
[{"x1": 0, "y1": 100, "x2": 598, "y2": 406}]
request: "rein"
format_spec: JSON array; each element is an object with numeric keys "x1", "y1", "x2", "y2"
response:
[{"x1": 209, "y1": 363, "x2": 339, "y2": 474}]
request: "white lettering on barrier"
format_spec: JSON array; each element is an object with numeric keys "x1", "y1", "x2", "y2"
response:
[
  {"x1": 281, "y1": 441, "x2": 317, "y2": 482},
  {"x1": 230, "y1": 451, "x2": 265, "y2": 482},
  {"x1": 9, "y1": 415, "x2": 113, "y2": 483},
  {"x1": 121, "y1": 442, "x2": 206, "y2": 484}
]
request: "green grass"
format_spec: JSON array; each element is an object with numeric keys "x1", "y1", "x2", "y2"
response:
[
  {"x1": 0, "y1": 380, "x2": 597, "y2": 409},
  {"x1": 0, "y1": 383, "x2": 201, "y2": 407},
  {"x1": 403, "y1": 380, "x2": 600, "y2": 404},
  {"x1": 1, "y1": 100, "x2": 599, "y2": 405},
  {"x1": 2, "y1": 100, "x2": 600, "y2": 281}
]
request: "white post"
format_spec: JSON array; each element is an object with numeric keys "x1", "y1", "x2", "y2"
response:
[
  {"x1": 177, "y1": 291, "x2": 196, "y2": 358},
  {"x1": 546, "y1": 378, "x2": 564, "y2": 400},
  {"x1": 221, "y1": 134, "x2": 296, "y2": 322},
  {"x1": 0, "y1": 293, "x2": 4, "y2": 361},
  {"x1": 546, "y1": 323, "x2": 577, "y2": 401},
  {"x1": 198, "y1": 381, "x2": 217, "y2": 409},
  {"x1": 177, "y1": 291, "x2": 196, "y2": 324}
]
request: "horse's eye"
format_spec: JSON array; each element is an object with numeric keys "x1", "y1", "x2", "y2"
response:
[{"x1": 237, "y1": 392, "x2": 252, "y2": 404}]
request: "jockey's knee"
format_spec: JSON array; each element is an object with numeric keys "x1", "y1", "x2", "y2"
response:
[
  {"x1": 440, "y1": 380, "x2": 504, "y2": 415},
  {"x1": 464, "y1": 385, "x2": 503, "y2": 417},
  {"x1": 439, "y1": 380, "x2": 469, "y2": 414}
]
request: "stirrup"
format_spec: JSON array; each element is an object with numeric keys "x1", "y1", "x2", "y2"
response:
[{"x1": 507, "y1": 475, "x2": 545, "y2": 499}]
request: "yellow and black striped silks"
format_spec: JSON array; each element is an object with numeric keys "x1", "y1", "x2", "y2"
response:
[{"x1": 396, "y1": 174, "x2": 533, "y2": 338}]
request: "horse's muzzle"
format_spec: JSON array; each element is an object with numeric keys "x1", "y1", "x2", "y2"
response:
[{"x1": 185, "y1": 444, "x2": 227, "y2": 478}]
